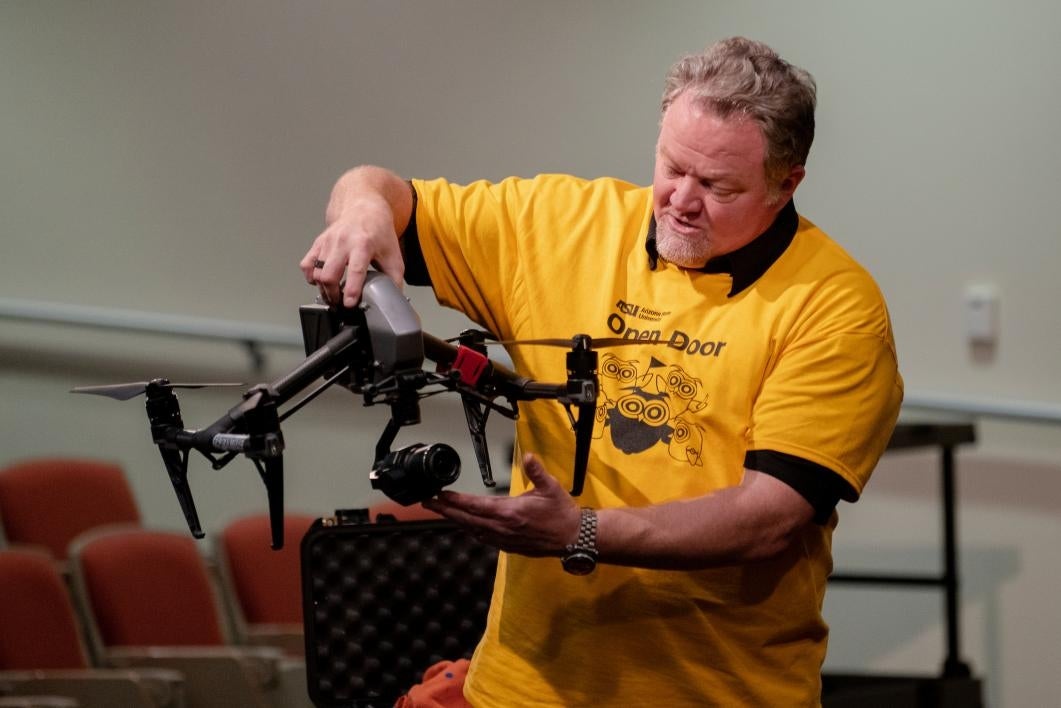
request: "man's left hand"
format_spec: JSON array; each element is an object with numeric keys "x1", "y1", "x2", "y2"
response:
[{"x1": 422, "y1": 453, "x2": 581, "y2": 556}]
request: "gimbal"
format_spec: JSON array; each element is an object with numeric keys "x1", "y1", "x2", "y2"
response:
[{"x1": 74, "y1": 273, "x2": 601, "y2": 549}]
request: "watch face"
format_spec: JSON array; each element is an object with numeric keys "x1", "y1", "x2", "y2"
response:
[{"x1": 562, "y1": 551, "x2": 597, "y2": 576}]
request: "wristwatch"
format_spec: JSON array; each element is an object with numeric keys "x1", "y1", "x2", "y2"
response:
[{"x1": 561, "y1": 508, "x2": 599, "y2": 575}]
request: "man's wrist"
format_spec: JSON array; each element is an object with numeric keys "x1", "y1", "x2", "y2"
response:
[{"x1": 561, "y1": 508, "x2": 599, "y2": 576}]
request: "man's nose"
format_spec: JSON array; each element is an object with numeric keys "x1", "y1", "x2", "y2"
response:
[{"x1": 670, "y1": 177, "x2": 702, "y2": 213}]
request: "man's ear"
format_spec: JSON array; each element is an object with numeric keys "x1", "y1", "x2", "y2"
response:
[{"x1": 775, "y1": 164, "x2": 806, "y2": 201}]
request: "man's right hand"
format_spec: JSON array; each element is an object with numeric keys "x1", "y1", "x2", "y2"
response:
[{"x1": 299, "y1": 166, "x2": 414, "y2": 307}]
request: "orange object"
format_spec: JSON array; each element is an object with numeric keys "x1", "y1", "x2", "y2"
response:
[{"x1": 395, "y1": 659, "x2": 472, "y2": 708}]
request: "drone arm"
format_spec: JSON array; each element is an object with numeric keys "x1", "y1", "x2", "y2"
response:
[
  {"x1": 268, "y1": 324, "x2": 360, "y2": 402},
  {"x1": 421, "y1": 333, "x2": 567, "y2": 401},
  {"x1": 150, "y1": 326, "x2": 364, "y2": 547},
  {"x1": 520, "y1": 381, "x2": 571, "y2": 400},
  {"x1": 423, "y1": 331, "x2": 599, "y2": 495},
  {"x1": 173, "y1": 324, "x2": 363, "y2": 454}
]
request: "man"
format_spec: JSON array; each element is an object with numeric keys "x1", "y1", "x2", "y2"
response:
[{"x1": 303, "y1": 37, "x2": 902, "y2": 707}]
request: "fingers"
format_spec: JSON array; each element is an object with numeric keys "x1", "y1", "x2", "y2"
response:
[
  {"x1": 424, "y1": 492, "x2": 545, "y2": 554},
  {"x1": 301, "y1": 238, "x2": 369, "y2": 306},
  {"x1": 420, "y1": 454, "x2": 579, "y2": 556},
  {"x1": 299, "y1": 249, "x2": 321, "y2": 285},
  {"x1": 300, "y1": 248, "x2": 342, "y2": 305},
  {"x1": 521, "y1": 453, "x2": 561, "y2": 494},
  {"x1": 301, "y1": 232, "x2": 347, "y2": 304},
  {"x1": 425, "y1": 491, "x2": 499, "y2": 519},
  {"x1": 370, "y1": 250, "x2": 406, "y2": 299},
  {"x1": 302, "y1": 224, "x2": 404, "y2": 308},
  {"x1": 340, "y1": 264, "x2": 367, "y2": 309}
]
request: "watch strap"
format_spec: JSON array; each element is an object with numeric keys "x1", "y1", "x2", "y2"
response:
[{"x1": 561, "y1": 508, "x2": 599, "y2": 575}]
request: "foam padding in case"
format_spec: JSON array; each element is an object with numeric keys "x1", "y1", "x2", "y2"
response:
[{"x1": 301, "y1": 515, "x2": 498, "y2": 707}]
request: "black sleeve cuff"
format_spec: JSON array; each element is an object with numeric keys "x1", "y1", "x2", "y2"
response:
[
  {"x1": 400, "y1": 180, "x2": 432, "y2": 287},
  {"x1": 744, "y1": 449, "x2": 857, "y2": 524}
]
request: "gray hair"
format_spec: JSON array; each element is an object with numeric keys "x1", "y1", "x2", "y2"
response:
[{"x1": 661, "y1": 37, "x2": 817, "y2": 184}]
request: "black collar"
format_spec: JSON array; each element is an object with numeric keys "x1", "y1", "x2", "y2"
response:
[{"x1": 645, "y1": 199, "x2": 799, "y2": 297}]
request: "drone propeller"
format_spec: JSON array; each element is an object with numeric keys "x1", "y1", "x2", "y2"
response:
[
  {"x1": 494, "y1": 337, "x2": 656, "y2": 348},
  {"x1": 71, "y1": 380, "x2": 244, "y2": 401},
  {"x1": 445, "y1": 330, "x2": 659, "y2": 349}
]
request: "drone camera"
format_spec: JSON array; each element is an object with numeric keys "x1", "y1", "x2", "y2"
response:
[{"x1": 370, "y1": 442, "x2": 461, "y2": 505}]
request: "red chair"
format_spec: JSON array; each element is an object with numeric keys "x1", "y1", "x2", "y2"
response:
[
  {"x1": 72, "y1": 528, "x2": 227, "y2": 650},
  {"x1": 215, "y1": 513, "x2": 318, "y2": 657},
  {"x1": 0, "y1": 549, "x2": 92, "y2": 671},
  {"x1": 0, "y1": 548, "x2": 181, "y2": 708},
  {"x1": 0, "y1": 458, "x2": 140, "y2": 560},
  {"x1": 68, "y1": 526, "x2": 309, "y2": 708}
]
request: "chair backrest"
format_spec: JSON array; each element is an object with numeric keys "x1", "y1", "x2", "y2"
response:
[
  {"x1": 0, "y1": 548, "x2": 90, "y2": 670},
  {"x1": 216, "y1": 513, "x2": 318, "y2": 627},
  {"x1": 0, "y1": 458, "x2": 141, "y2": 560},
  {"x1": 69, "y1": 526, "x2": 228, "y2": 661}
]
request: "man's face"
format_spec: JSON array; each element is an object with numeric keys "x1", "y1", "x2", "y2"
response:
[{"x1": 651, "y1": 91, "x2": 804, "y2": 268}]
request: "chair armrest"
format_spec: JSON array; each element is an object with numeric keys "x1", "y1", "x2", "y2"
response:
[
  {"x1": 0, "y1": 669, "x2": 184, "y2": 708},
  {"x1": 275, "y1": 659, "x2": 311, "y2": 708},
  {"x1": 0, "y1": 695, "x2": 79, "y2": 708},
  {"x1": 104, "y1": 646, "x2": 300, "y2": 708}
]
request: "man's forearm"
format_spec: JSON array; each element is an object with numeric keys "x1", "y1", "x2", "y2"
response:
[
  {"x1": 326, "y1": 165, "x2": 414, "y2": 236},
  {"x1": 595, "y1": 469, "x2": 815, "y2": 570}
]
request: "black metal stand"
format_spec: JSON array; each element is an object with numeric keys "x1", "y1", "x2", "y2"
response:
[{"x1": 829, "y1": 422, "x2": 976, "y2": 678}]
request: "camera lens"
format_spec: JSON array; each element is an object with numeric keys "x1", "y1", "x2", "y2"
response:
[
  {"x1": 371, "y1": 442, "x2": 461, "y2": 505},
  {"x1": 417, "y1": 443, "x2": 460, "y2": 484}
]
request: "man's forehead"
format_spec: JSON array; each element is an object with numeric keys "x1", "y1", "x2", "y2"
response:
[{"x1": 656, "y1": 124, "x2": 763, "y2": 179}]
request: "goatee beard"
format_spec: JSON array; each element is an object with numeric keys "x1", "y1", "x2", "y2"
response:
[{"x1": 655, "y1": 222, "x2": 714, "y2": 268}]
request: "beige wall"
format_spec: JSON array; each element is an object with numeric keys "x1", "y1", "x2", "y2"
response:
[{"x1": 3, "y1": 2, "x2": 1060, "y2": 705}]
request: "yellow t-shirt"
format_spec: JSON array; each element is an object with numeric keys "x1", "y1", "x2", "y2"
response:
[{"x1": 410, "y1": 174, "x2": 903, "y2": 707}]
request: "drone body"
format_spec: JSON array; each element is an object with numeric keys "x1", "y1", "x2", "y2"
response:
[{"x1": 73, "y1": 272, "x2": 621, "y2": 548}]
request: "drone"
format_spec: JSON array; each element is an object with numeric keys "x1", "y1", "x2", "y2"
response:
[{"x1": 72, "y1": 272, "x2": 648, "y2": 550}]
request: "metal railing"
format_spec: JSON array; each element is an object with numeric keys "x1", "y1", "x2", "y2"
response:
[
  {"x1": 0, "y1": 297, "x2": 303, "y2": 373},
  {"x1": 3, "y1": 296, "x2": 1061, "y2": 425},
  {"x1": 902, "y1": 391, "x2": 1061, "y2": 425}
]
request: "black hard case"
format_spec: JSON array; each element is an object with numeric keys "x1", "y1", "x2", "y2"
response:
[{"x1": 300, "y1": 513, "x2": 499, "y2": 707}]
